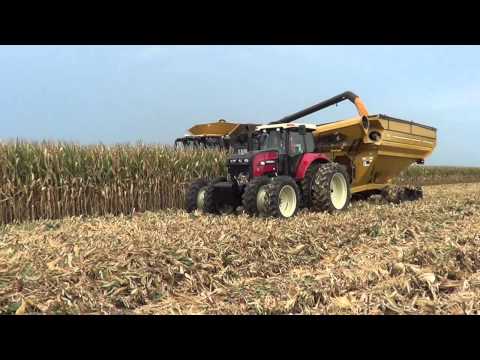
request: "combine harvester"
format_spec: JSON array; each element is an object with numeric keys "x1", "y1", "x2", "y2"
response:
[
  {"x1": 186, "y1": 91, "x2": 437, "y2": 218},
  {"x1": 175, "y1": 119, "x2": 259, "y2": 153}
]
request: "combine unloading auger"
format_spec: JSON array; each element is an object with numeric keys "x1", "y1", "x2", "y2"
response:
[{"x1": 269, "y1": 91, "x2": 369, "y2": 125}]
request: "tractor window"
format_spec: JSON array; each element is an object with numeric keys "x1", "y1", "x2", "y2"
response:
[
  {"x1": 305, "y1": 133, "x2": 315, "y2": 153},
  {"x1": 288, "y1": 131, "x2": 305, "y2": 156},
  {"x1": 257, "y1": 131, "x2": 286, "y2": 153}
]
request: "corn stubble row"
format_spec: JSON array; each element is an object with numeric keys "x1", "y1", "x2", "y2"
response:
[{"x1": 1, "y1": 141, "x2": 480, "y2": 225}]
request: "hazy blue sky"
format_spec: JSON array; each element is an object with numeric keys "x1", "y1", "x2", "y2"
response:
[{"x1": 0, "y1": 45, "x2": 478, "y2": 165}]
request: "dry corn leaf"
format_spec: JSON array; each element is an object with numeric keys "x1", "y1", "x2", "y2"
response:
[
  {"x1": 288, "y1": 244, "x2": 306, "y2": 255},
  {"x1": 391, "y1": 262, "x2": 405, "y2": 275},
  {"x1": 15, "y1": 299, "x2": 28, "y2": 315},
  {"x1": 419, "y1": 272, "x2": 436, "y2": 284},
  {"x1": 333, "y1": 296, "x2": 352, "y2": 309}
]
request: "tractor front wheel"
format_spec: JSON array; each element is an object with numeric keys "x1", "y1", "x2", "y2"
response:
[
  {"x1": 186, "y1": 179, "x2": 209, "y2": 212},
  {"x1": 262, "y1": 176, "x2": 300, "y2": 218},
  {"x1": 242, "y1": 176, "x2": 272, "y2": 216},
  {"x1": 312, "y1": 163, "x2": 351, "y2": 212}
]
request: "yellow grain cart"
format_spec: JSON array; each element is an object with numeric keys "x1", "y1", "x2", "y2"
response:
[
  {"x1": 313, "y1": 113, "x2": 436, "y2": 195},
  {"x1": 267, "y1": 90, "x2": 436, "y2": 197}
]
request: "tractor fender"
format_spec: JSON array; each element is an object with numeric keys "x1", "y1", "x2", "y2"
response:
[{"x1": 295, "y1": 153, "x2": 330, "y2": 180}]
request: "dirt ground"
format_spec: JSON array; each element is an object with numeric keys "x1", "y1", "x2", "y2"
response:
[{"x1": 1, "y1": 183, "x2": 479, "y2": 315}]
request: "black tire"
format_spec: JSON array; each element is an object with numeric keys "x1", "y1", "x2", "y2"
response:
[
  {"x1": 300, "y1": 162, "x2": 323, "y2": 208},
  {"x1": 382, "y1": 185, "x2": 423, "y2": 203},
  {"x1": 311, "y1": 162, "x2": 351, "y2": 213},
  {"x1": 203, "y1": 184, "x2": 218, "y2": 214},
  {"x1": 404, "y1": 186, "x2": 423, "y2": 201},
  {"x1": 203, "y1": 177, "x2": 228, "y2": 214},
  {"x1": 242, "y1": 176, "x2": 272, "y2": 216},
  {"x1": 211, "y1": 176, "x2": 227, "y2": 184},
  {"x1": 263, "y1": 176, "x2": 300, "y2": 218},
  {"x1": 186, "y1": 179, "x2": 209, "y2": 212},
  {"x1": 351, "y1": 190, "x2": 381, "y2": 202}
]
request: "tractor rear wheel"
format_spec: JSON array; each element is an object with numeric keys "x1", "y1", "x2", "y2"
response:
[
  {"x1": 311, "y1": 163, "x2": 351, "y2": 212},
  {"x1": 242, "y1": 176, "x2": 272, "y2": 216},
  {"x1": 301, "y1": 162, "x2": 322, "y2": 208},
  {"x1": 186, "y1": 179, "x2": 209, "y2": 212},
  {"x1": 262, "y1": 176, "x2": 300, "y2": 218}
]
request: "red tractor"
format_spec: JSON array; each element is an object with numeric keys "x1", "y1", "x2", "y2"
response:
[{"x1": 185, "y1": 91, "x2": 366, "y2": 218}]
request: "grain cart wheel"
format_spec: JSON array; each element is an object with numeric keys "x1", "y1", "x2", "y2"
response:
[
  {"x1": 404, "y1": 186, "x2": 423, "y2": 201},
  {"x1": 351, "y1": 190, "x2": 381, "y2": 202},
  {"x1": 312, "y1": 163, "x2": 351, "y2": 212},
  {"x1": 300, "y1": 162, "x2": 322, "y2": 208},
  {"x1": 262, "y1": 176, "x2": 300, "y2": 218},
  {"x1": 382, "y1": 185, "x2": 423, "y2": 203},
  {"x1": 203, "y1": 177, "x2": 227, "y2": 214},
  {"x1": 186, "y1": 179, "x2": 209, "y2": 212},
  {"x1": 242, "y1": 176, "x2": 272, "y2": 216}
]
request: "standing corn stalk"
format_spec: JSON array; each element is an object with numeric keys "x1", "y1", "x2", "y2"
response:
[{"x1": 0, "y1": 141, "x2": 227, "y2": 224}]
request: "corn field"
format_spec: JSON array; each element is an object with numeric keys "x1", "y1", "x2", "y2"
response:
[
  {"x1": 0, "y1": 141, "x2": 479, "y2": 225},
  {"x1": 397, "y1": 164, "x2": 480, "y2": 186},
  {"x1": 0, "y1": 141, "x2": 225, "y2": 224}
]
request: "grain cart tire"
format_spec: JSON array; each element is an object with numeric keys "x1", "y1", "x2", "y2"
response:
[
  {"x1": 300, "y1": 162, "x2": 322, "y2": 208},
  {"x1": 242, "y1": 176, "x2": 272, "y2": 216},
  {"x1": 381, "y1": 186, "x2": 400, "y2": 203},
  {"x1": 351, "y1": 190, "x2": 381, "y2": 202},
  {"x1": 404, "y1": 186, "x2": 423, "y2": 201},
  {"x1": 382, "y1": 185, "x2": 423, "y2": 203},
  {"x1": 203, "y1": 177, "x2": 228, "y2": 214},
  {"x1": 186, "y1": 179, "x2": 209, "y2": 212},
  {"x1": 262, "y1": 176, "x2": 300, "y2": 218},
  {"x1": 312, "y1": 163, "x2": 351, "y2": 212}
]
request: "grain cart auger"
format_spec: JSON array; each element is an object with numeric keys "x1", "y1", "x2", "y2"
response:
[
  {"x1": 186, "y1": 91, "x2": 437, "y2": 218},
  {"x1": 175, "y1": 119, "x2": 259, "y2": 152}
]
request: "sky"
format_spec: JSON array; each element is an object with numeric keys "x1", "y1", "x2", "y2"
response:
[{"x1": 0, "y1": 45, "x2": 479, "y2": 166}]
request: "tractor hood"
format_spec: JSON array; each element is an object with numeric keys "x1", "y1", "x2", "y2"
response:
[{"x1": 227, "y1": 150, "x2": 278, "y2": 164}]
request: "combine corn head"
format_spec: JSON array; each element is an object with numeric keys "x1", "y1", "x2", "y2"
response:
[
  {"x1": 175, "y1": 119, "x2": 258, "y2": 152},
  {"x1": 186, "y1": 91, "x2": 437, "y2": 218}
]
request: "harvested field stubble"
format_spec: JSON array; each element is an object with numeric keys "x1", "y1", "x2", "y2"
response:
[{"x1": 1, "y1": 183, "x2": 479, "y2": 314}]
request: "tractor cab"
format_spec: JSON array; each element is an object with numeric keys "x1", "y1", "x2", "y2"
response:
[
  {"x1": 251, "y1": 123, "x2": 317, "y2": 176},
  {"x1": 226, "y1": 123, "x2": 319, "y2": 185}
]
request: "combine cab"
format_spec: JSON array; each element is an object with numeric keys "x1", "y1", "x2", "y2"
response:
[
  {"x1": 175, "y1": 119, "x2": 259, "y2": 153},
  {"x1": 186, "y1": 91, "x2": 437, "y2": 218}
]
